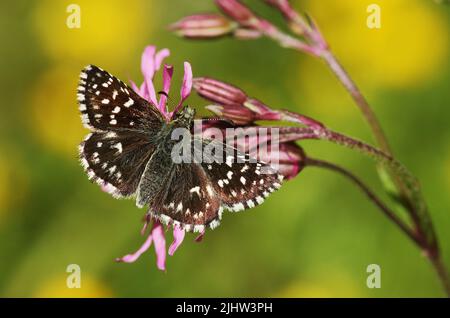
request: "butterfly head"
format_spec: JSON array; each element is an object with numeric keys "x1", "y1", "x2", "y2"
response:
[{"x1": 172, "y1": 106, "x2": 195, "y2": 129}]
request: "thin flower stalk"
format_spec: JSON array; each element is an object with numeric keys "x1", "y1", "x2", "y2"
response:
[{"x1": 172, "y1": 0, "x2": 448, "y2": 296}]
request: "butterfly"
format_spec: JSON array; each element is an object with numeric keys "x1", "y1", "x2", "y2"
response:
[{"x1": 77, "y1": 65, "x2": 283, "y2": 233}]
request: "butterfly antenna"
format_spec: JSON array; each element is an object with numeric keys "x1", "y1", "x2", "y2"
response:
[{"x1": 157, "y1": 91, "x2": 178, "y2": 112}]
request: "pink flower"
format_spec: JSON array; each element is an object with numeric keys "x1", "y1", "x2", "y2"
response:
[
  {"x1": 116, "y1": 45, "x2": 307, "y2": 271},
  {"x1": 116, "y1": 218, "x2": 185, "y2": 271},
  {"x1": 130, "y1": 45, "x2": 192, "y2": 121},
  {"x1": 116, "y1": 45, "x2": 192, "y2": 271}
]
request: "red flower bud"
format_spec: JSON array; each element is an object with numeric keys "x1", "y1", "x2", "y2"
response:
[
  {"x1": 259, "y1": 142, "x2": 306, "y2": 180},
  {"x1": 193, "y1": 77, "x2": 247, "y2": 107},
  {"x1": 206, "y1": 104, "x2": 256, "y2": 125},
  {"x1": 170, "y1": 14, "x2": 237, "y2": 39},
  {"x1": 215, "y1": 0, "x2": 260, "y2": 27}
]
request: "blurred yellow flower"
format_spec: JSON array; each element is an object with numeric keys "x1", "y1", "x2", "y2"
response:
[
  {"x1": 32, "y1": 0, "x2": 152, "y2": 65},
  {"x1": 34, "y1": 274, "x2": 113, "y2": 298},
  {"x1": 0, "y1": 150, "x2": 28, "y2": 223},
  {"x1": 308, "y1": 0, "x2": 448, "y2": 87},
  {"x1": 276, "y1": 272, "x2": 361, "y2": 297},
  {"x1": 297, "y1": 0, "x2": 448, "y2": 117},
  {"x1": 29, "y1": 65, "x2": 86, "y2": 157}
]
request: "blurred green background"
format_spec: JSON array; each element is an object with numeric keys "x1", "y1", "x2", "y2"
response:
[{"x1": 0, "y1": 0, "x2": 449, "y2": 297}]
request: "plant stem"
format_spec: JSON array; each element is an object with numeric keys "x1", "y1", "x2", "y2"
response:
[
  {"x1": 304, "y1": 157, "x2": 450, "y2": 297},
  {"x1": 430, "y1": 255, "x2": 450, "y2": 297},
  {"x1": 260, "y1": 1, "x2": 447, "y2": 295},
  {"x1": 304, "y1": 157, "x2": 417, "y2": 244},
  {"x1": 266, "y1": 0, "x2": 392, "y2": 152},
  {"x1": 319, "y1": 51, "x2": 391, "y2": 153}
]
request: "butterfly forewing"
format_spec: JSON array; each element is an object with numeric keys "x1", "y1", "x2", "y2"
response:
[
  {"x1": 78, "y1": 65, "x2": 164, "y2": 132},
  {"x1": 78, "y1": 65, "x2": 164, "y2": 197}
]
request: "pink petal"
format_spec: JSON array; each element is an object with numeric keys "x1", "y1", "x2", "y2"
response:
[
  {"x1": 155, "y1": 49, "x2": 170, "y2": 71},
  {"x1": 158, "y1": 64, "x2": 174, "y2": 115},
  {"x1": 115, "y1": 232, "x2": 153, "y2": 263},
  {"x1": 140, "y1": 213, "x2": 152, "y2": 236},
  {"x1": 146, "y1": 80, "x2": 158, "y2": 106},
  {"x1": 180, "y1": 62, "x2": 193, "y2": 101},
  {"x1": 138, "y1": 82, "x2": 149, "y2": 101},
  {"x1": 141, "y1": 46, "x2": 158, "y2": 105},
  {"x1": 141, "y1": 45, "x2": 156, "y2": 79},
  {"x1": 130, "y1": 80, "x2": 148, "y2": 100},
  {"x1": 169, "y1": 225, "x2": 186, "y2": 256},
  {"x1": 151, "y1": 222, "x2": 167, "y2": 271},
  {"x1": 129, "y1": 80, "x2": 140, "y2": 94},
  {"x1": 172, "y1": 62, "x2": 193, "y2": 116}
]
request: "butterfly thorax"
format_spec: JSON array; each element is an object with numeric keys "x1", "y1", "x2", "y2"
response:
[
  {"x1": 171, "y1": 106, "x2": 195, "y2": 129},
  {"x1": 153, "y1": 106, "x2": 195, "y2": 154}
]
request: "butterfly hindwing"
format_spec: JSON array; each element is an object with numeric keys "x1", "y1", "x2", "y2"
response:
[
  {"x1": 148, "y1": 160, "x2": 222, "y2": 233},
  {"x1": 200, "y1": 139, "x2": 283, "y2": 212},
  {"x1": 144, "y1": 138, "x2": 282, "y2": 232},
  {"x1": 79, "y1": 131, "x2": 156, "y2": 197}
]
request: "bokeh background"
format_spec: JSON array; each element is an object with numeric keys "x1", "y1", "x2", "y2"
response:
[{"x1": 0, "y1": 0, "x2": 449, "y2": 297}]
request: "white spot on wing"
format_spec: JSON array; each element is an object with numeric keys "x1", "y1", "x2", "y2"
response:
[
  {"x1": 256, "y1": 196, "x2": 264, "y2": 204},
  {"x1": 112, "y1": 142, "x2": 123, "y2": 154},
  {"x1": 194, "y1": 225, "x2": 205, "y2": 233},
  {"x1": 189, "y1": 186, "x2": 201, "y2": 196},
  {"x1": 206, "y1": 185, "x2": 214, "y2": 196},
  {"x1": 124, "y1": 98, "x2": 134, "y2": 107},
  {"x1": 105, "y1": 132, "x2": 117, "y2": 138},
  {"x1": 226, "y1": 156, "x2": 233, "y2": 167},
  {"x1": 209, "y1": 219, "x2": 220, "y2": 230},
  {"x1": 108, "y1": 165, "x2": 117, "y2": 174}
]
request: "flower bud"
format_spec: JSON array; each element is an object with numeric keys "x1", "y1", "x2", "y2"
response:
[
  {"x1": 193, "y1": 77, "x2": 247, "y2": 107},
  {"x1": 206, "y1": 104, "x2": 256, "y2": 125},
  {"x1": 170, "y1": 14, "x2": 237, "y2": 39},
  {"x1": 215, "y1": 0, "x2": 260, "y2": 27},
  {"x1": 259, "y1": 142, "x2": 306, "y2": 180}
]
